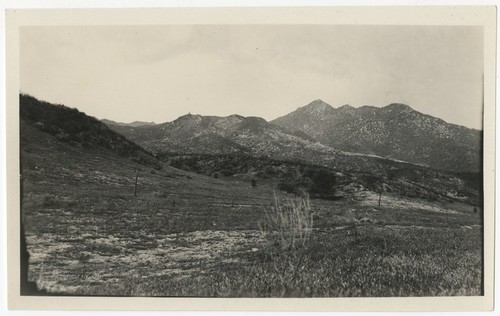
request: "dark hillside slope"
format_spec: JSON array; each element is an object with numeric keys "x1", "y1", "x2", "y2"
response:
[{"x1": 20, "y1": 94, "x2": 160, "y2": 168}]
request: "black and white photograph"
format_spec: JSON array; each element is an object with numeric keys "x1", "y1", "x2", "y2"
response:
[{"x1": 3, "y1": 5, "x2": 496, "y2": 312}]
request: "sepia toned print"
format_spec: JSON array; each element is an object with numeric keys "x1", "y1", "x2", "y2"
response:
[{"x1": 6, "y1": 6, "x2": 496, "y2": 311}]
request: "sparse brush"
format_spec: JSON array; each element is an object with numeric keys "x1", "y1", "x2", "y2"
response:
[{"x1": 261, "y1": 192, "x2": 314, "y2": 251}]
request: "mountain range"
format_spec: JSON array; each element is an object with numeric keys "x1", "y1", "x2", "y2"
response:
[
  {"x1": 104, "y1": 99, "x2": 481, "y2": 173},
  {"x1": 271, "y1": 100, "x2": 481, "y2": 172}
]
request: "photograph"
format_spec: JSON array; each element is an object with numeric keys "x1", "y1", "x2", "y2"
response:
[{"x1": 4, "y1": 5, "x2": 496, "y2": 312}]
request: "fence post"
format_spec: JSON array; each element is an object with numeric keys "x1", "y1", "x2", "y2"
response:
[{"x1": 134, "y1": 169, "x2": 138, "y2": 197}]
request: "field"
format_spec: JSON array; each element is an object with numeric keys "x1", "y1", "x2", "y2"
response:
[{"x1": 21, "y1": 123, "x2": 483, "y2": 297}]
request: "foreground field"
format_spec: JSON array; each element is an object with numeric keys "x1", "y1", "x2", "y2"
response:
[{"x1": 21, "y1": 124, "x2": 482, "y2": 297}]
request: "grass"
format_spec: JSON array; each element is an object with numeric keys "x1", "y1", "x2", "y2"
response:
[
  {"x1": 73, "y1": 227, "x2": 481, "y2": 297},
  {"x1": 20, "y1": 123, "x2": 483, "y2": 297},
  {"x1": 22, "y1": 181, "x2": 483, "y2": 297},
  {"x1": 261, "y1": 192, "x2": 313, "y2": 250}
]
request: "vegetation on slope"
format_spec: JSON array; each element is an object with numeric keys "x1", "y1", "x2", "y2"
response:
[
  {"x1": 272, "y1": 100, "x2": 482, "y2": 172},
  {"x1": 162, "y1": 153, "x2": 481, "y2": 206},
  {"x1": 20, "y1": 94, "x2": 160, "y2": 168}
]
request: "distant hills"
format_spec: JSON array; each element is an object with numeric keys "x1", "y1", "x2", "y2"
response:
[
  {"x1": 101, "y1": 119, "x2": 156, "y2": 128},
  {"x1": 272, "y1": 100, "x2": 481, "y2": 172},
  {"x1": 105, "y1": 112, "x2": 442, "y2": 183},
  {"x1": 103, "y1": 113, "x2": 328, "y2": 162},
  {"x1": 104, "y1": 99, "x2": 481, "y2": 173}
]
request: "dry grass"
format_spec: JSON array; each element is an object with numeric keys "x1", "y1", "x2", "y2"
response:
[{"x1": 261, "y1": 192, "x2": 314, "y2": 250}]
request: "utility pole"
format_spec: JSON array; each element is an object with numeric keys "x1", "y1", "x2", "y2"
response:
[{"x1": 134, "y1": 169, "x2": 139, "y2": 197}]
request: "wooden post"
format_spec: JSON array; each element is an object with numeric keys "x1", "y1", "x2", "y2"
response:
[
  {"x1": 378, "y1": 190, "x2": 382, "y2": 207},
  {"x1": 353, "y1": 222, "x2": 358, "y2": 242},
  {"x1": 134, "y1": 169, "x2": 138, "y2": 197}
]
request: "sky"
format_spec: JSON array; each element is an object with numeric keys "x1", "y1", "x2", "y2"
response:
[{"x1": 20, "y1": 25, "x2": 484, "y2": 129}]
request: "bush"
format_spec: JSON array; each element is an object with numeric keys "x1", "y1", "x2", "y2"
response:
[{"x1": 309, "y1": 170, "x2": 336, "y2": 196}]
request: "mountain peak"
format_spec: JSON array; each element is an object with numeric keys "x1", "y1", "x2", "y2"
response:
[
  {"x1": 305, "y1": 99, "x2": 331, "y2": 108},
  {"x1": 177, "y1": 112, "x2": 201, "y2": 120},
  {"x1": 384, "y1": 103, "x2": 413, "y2": 112},
  {"x1": 299, "y1": 99, "x2": 334, "y2": 116}
]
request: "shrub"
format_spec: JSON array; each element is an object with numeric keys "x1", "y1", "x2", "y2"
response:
[
  {"x1": 251, "y1": 179, "x2": 257, "y2": 187},
  {"x1": 309, "y1": 170, "x2": 336, "y2": 196}
]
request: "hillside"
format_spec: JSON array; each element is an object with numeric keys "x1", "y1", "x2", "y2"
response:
[
  {"x1": 271, "y1": 100, "x2": 482, "y2": 172},
  {"x1": 163, "y1": 153, "x2": 481, "y2": 206},
  {"x1": 20, "y1": 94, "x2": 160, "y2": 168}
]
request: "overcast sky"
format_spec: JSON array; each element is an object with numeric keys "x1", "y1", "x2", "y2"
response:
[{"x1": 20, "y1": 25, "x2": 483, "y2": 129}]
